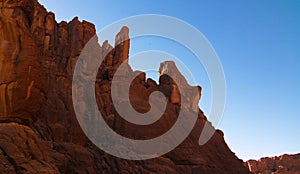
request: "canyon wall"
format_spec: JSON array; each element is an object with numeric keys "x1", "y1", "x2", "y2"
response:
[{"x1": 0, "y1": 0, "x2": 251, "y2": 173}]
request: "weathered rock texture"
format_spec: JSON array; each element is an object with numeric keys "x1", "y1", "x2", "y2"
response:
[
  {"x1": 0, "y1": 0, "x2": 251, "y2": 173},
  {"x1": 246, "y1": 154, "x2": 300, "y2": 174}
]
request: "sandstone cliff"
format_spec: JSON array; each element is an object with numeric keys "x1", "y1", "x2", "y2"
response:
[
  {"x1": 246, "y1": 153, "x2": 300, "y2": 174},
  {"x1": 0, "y1": 0, "x2": 251, "y2": 173}
]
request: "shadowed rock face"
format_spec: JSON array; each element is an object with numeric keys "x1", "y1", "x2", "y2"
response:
[
  {"x1": 0, "y1": 0, "x2": 251, "y2": 173},
  {"x1": 245, "y1": 154, "x2": 300, "y2": 174}
]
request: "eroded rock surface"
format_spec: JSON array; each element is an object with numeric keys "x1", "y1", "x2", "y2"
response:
[
  {"x1": 0, "y1": 0, "x2": 251, "y2": 173},
  {"x1": 246, "y1": 154, "x2": 300, "y2": 174}
]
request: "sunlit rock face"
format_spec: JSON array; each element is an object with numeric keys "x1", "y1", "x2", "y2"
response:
[
  {"x1": 0, "y1": 0, "x2": 251, "y2": 173},
  {"x1": 246, "y1": 154, "x2": 300, "y2": 174},
  {"x1": 0, "y1": 0, "x2": 47, "y2": 124}
]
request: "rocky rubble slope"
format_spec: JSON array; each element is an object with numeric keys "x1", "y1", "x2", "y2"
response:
[{"x1": 0, "y1": 0, "x2": 251, "y2": 173}]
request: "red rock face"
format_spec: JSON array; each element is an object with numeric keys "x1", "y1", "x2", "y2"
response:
[
  {"x1": 0, "y1": 0, "x2": 251, "y2": 173},
  {"x1": 246, "y1": 154, "x2": 300, "y2": 174}
]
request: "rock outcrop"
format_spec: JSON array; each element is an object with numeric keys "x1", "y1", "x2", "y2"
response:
[
  {"x1": 246, "y1": 153, "x2": 300, "y2": 174},
  {"x1": 0, "y1": 0, "x2": 251, "y2": 173}
]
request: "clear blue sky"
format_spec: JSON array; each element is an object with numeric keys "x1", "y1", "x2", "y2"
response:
[{"x1": 39, "y1": 0, "x2": 300, "y2": 161}]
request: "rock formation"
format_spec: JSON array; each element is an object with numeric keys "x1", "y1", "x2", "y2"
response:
[
  {"x1": 246, "y1": 153, "x2": 300, "y2": 174},
  {"x1": 0, "y1": 0, "x2": 251, "y2": 173}
]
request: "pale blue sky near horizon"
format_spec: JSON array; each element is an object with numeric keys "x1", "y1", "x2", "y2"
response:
[{"x1": 39, "y1": 0, "x2": 300, "y2": 161}]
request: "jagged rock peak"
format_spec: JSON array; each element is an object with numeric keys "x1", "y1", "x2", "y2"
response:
[
  {"x1": 159, "y1": 61, "x2": 188, "y2": 86},
  {"x1": 158, "y1": 61, "x2": 202, "y2": 110},
  {"x1": 115, "y1": 26, "x2": 129, "y2": 46},
  {"x1": 113, "y1": 26, "x2": 130, "y2": 65}
]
